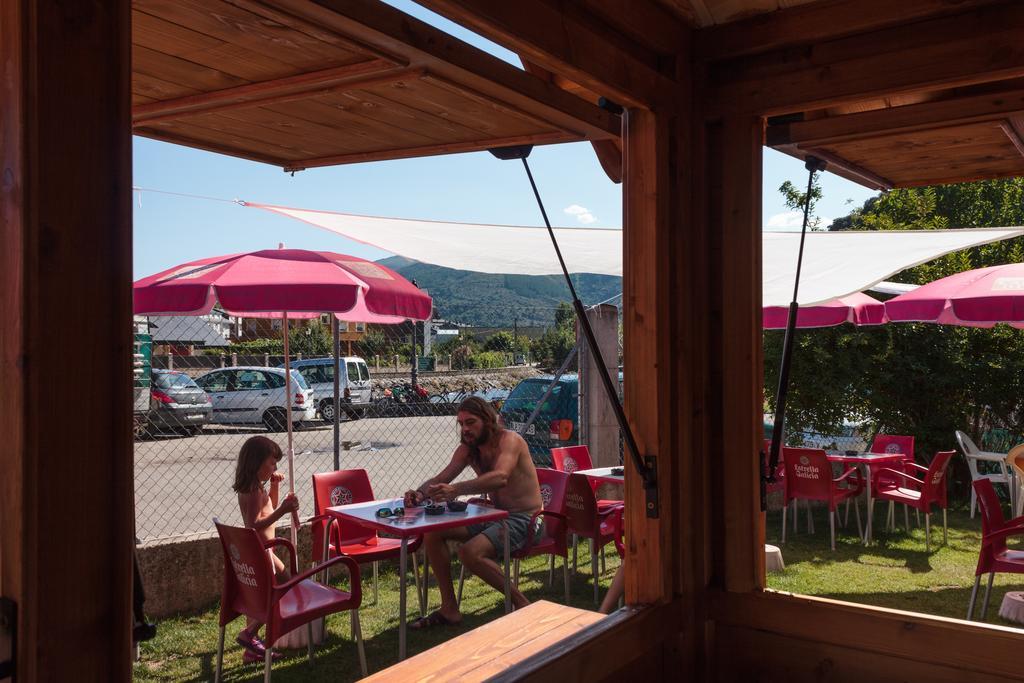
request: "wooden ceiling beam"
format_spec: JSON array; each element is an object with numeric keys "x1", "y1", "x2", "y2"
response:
[
  {"x1": 132, "y1": 61, "x2": 411, "y2": 124},
  {"x1": 283, "y1": 130, "x2": 578, "y2": 171},
  {"x1": 267, "y1": 0, "x2": 620, "y2": 140},
  {"x1": 774, "y1": 144, "x2": 894, "y2": 190},
  {"x1": 766, "y1": 87, "x2": 1024, "y2": 148},
  {"x1": 695, "y1": 0, "x2": 1003, "y2": 62},
  {"x1": 413, "y1": 0, "x2": 682, "y2": 108},
  {"x1": 704, "y1": 2, "x2": 1024, "y2": 117},
  {"x1": 1000, "y1": 118, "x2": 1024, "y2": 159}
]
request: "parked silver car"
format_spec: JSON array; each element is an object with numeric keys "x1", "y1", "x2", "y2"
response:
[
  {"x1": 286, "y1": 357, "x2": 372, "y2": 422},
  {"x1": 148, "y1": 369, "x2": 212, "y2": 435},
  {"x1": 194, "y1": 366, "x2": 315, "y2": 431}
]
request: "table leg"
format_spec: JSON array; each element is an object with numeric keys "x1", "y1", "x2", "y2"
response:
[
  {"x1": 399, "y1": 537, "x2": 408, "y2": 660},
  {"x1": 502, "y1": 520, "x2": 511, "y2": 614},
  {"x1": 863, "y1": 464, "x2": 873, "y2": 545}
]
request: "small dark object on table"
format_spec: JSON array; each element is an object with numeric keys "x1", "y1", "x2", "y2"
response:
[
  {"x1": 447, "y1": 500, "x2": 468, "y2": 512},
  {"x1": 845, "y1": 450, "x2": 858, "y2": 457},
  {"x1": 425, "y1": 504, "x2": 446, "y2": 515},
  {"x1": 611, "y1": 467, "x2": 624, "y2": 476}
]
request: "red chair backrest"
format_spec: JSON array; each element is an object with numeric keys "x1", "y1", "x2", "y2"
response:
[
  {"x1": 782, "y1": 447, "x2": 833, "y2": 502},
  {"x1": 870, "y1": 434, "x2": 914, "y2": 463},
  {"x1": 312, "y1": 469, "x2": 376, "y2": 545},
  {"x1": 563, "y1": 472, "x2": 599, "y2": 536},
  {"x1": 536, "y1": 468, "x2": 570, "y2": 551},
  {"x1": 215, "y1": 519, "x2": 272, "y2": 626},
  {"x1": 551, "y1": 445, "x2": 593, "y2": 474},
  {"x1": 921, "y1": 450, "x2": 954, "y2": 505},
  {"x1": 974, "y1": 478, "x2": 1008, "y2": 549}
]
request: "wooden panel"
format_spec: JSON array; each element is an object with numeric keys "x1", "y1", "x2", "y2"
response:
[
  {"x1": 712, "y1": 591, "x2": 1024, "y2": 680},
  {"x1": 134, "y1": 0, "x2": 372, "y2": 68},
  {"x1": 766, "y1": 87, "x2": 1024, "y2": 148},
  {"x1": 360, "y1": 601, "x2": 603, "y2": 682},
  {"x1": 695, "y1": 0, "x2": 1002, "y2": 59},
  {"x1": 716, "y1": 624, "x2": 1013, "y2": 682},
  {"x1": 2, "y1": 0, "x2": 134, "y2": 679},
  {"x1": 816, "y1": 120, "x2": 1024, "y2": 186},
  {"x1": 704, "y1": 3, "x2": 1024, "y2": 116}
]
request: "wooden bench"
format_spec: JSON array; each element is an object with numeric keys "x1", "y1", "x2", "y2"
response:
[{"x1": 362, "y1": 600, "x2": 605, "y2": 682}]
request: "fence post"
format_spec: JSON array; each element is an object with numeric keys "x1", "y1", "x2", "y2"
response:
[
  {"x1": 448, "y1": 354, "x2": 453, "y2": 371},
  {"x1": 394, "y1": 354, "x2": 399, "y2": 372},
  {"x1": 297, "y1": 352, "x2": 303, "y2": 361},
  {"x1": 167, "y1": 351, "x2": 173, "y2": 371},
  {"x1": 231, "y1": 352, "x2": 237, "y2": 366},
  {"x1": 220, "y1": 354, "x2": 225, "y2": 368},
  {"x1": 264, "y1": 352, "x2": 269, "y2": 366},
  {"x1": 374, "y1": 354, "x2": 379, "y2": 370}
]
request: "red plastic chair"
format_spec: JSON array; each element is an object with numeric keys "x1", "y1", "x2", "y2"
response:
[
  {"x1": 966, "y1": 479, "x2": 1024, "y2": 620},
  {"x1": 213, "y1": 519, "x2": 365, "y2": 682},
  {"x1": 868, "y1": 434, "x2": 915, "y2": 529},
  {"x1": 310, "y1": 469, "x2": 423, "y2": 607},
  {"x1": 564, "y1": 472, "x2": 623, "y2": 605},
  {"x1": 781, "y1": 447, "x2": 863, "y2": 550},
  {"x1": 871, "y1": 450, "x2": 954, "y2": 553},
  {"x1": 550, "y1": 445, "x2": 619, "y2": 507},
  {"x1": 512, "y1": 468, "x2": 573, "y2": 601}
]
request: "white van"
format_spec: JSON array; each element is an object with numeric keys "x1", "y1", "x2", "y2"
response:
[{"x1": 287, "y1": 357, "x2": 372, "y2": 421}]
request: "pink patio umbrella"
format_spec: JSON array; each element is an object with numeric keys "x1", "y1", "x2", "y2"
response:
[
  {"x1": 885, "y1": 263, "x2": 1024, "y2": 328},
  {"x1": 134, "y1": 247, "x2": 432, "y2": 543},
  {"x1": 763, "y1": 292, "x2": 888, "y2": 329}
]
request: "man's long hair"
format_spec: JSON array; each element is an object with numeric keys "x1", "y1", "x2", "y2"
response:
[{"x1": 458, "y1": 396, "x2": 502, "y2": 465}]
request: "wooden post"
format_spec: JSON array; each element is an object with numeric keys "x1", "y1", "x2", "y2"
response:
[
  {"x1": 0, "y1": 1, "x2": 134, "y2": 679},
  {"x1": 231, "y1": 351, "x2": 237, "y2": 366}
]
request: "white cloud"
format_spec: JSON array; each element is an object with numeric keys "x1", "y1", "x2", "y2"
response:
[
  {"x1": 766, "y1": 210, "x2": 831, "y2": 231},
  {"x1": 564, "y1": 204, "x2": 597, "y2": 225}
]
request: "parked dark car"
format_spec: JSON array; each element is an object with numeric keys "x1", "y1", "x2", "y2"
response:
[
  {"x1": 147, "y1": 369, "x2": 212, "y2": 435},
  {"x1": 499, "y1": 374, "x2": 580, "y2": 466}
]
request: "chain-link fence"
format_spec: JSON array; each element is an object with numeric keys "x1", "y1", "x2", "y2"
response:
[{"x1": 133, "y1": 314, "x2": 570, "y2": 543}]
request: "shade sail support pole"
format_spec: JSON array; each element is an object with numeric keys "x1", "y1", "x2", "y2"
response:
[
  {"x1": 490, "y1": 144, "x2": 658, "y2": 517},
  {"x1": 764, "y1": 156, "x2": 827, "y2": 511}
]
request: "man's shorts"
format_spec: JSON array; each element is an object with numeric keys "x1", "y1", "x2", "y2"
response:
[{"x1": 466, "y1": 511, "x2": 543, "y2": 558}]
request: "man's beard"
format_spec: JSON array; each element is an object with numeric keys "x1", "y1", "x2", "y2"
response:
[{"x1": 462, "y1": 423, "x2": 492, "y2": 447}]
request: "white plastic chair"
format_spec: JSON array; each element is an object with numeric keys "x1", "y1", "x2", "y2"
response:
[
  {"x1": 1007, "y1": 444, "x2": 1024, "y2": 518},
  {"x1": 955, "y1": 430, "x2": 1013, "y2": 518}
]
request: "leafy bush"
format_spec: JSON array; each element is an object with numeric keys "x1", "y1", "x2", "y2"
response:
[{"x1": 468, "y1": 351, "x2": 508, "y2": 369}]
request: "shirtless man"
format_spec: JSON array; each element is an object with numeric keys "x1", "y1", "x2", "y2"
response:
[{"x1": 405, "y1": 396, "x2": 543, "y2": 628}]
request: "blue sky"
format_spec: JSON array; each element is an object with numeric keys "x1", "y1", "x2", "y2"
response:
[{"x1": 132, "y1": 0, "x2": 877, "y2": 279}]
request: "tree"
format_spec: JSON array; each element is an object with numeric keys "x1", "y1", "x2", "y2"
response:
[
  {"x1": 483, "y1": 330, "x2": 516, "y2": 353},
  {"x1": 288, "y1": 321, "x2": 331, "y2": 356}
]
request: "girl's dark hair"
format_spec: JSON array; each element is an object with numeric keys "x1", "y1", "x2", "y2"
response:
[
  {"x1": 457, "y1": 396, "x2": 502, "y2": 464},
  {"x1": 232, "y1": 436, "x2": 283, "y2": 493}
]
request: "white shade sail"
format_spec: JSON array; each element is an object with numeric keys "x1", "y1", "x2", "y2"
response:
[{"x1": 249, "y1": 203, "x2": 1024, "y2": 307}]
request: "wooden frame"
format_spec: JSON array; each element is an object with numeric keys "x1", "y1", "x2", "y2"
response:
[{"x1": 1, "y1": 0, "x2": 135, "y2": 679}]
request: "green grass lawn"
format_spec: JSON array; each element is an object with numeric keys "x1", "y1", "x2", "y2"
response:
[
  {"x1": 765, "y1": 503, "x2": 1024, "y2": 625},
  {"x1": 133, "y1": 546, "x2": 621, "y2": 682}
]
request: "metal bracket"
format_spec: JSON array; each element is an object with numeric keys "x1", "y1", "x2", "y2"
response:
[
  {"x1": 643, "y1": 455, "x2": 659, "y2": 518},
  {"x1": 0, "y1": 596, "x2": 16, "y2": 681}
]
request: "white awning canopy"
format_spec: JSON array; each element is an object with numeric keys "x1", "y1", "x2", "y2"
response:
[{"x1": 249, "y1": 203, "x2": 1024, "y2": 307}]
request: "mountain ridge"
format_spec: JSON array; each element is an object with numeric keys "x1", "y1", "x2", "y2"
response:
[{"x1": 378, "y1": 256, "x2": 621, "y2": 327}]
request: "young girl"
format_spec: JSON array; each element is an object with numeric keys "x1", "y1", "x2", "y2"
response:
[{"x1": 231, "y1": 435, "x2": 299, "y2": 663}]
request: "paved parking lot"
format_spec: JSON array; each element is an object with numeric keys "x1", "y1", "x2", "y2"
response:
[{"x1": 134, "y1": 415, "x2": 468, "y2": 542}]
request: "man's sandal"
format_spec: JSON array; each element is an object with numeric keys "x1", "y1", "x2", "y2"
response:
[{"x1": 409, "y1": 610, "x2": 461, "y2": 630}]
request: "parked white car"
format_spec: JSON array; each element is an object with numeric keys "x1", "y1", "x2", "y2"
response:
[
  {"x1": 286, "y1": 356, "x2": 372, "y2": 421},
  {"x1": 194, "y1": 366, "x2": 315, "y2": 431}
]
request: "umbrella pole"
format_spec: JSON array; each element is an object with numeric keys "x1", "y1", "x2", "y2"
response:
[
  {"x1": 765, "y1": 156, "x2": 827, "y2": 511},
  {"x1": 282, "y1": 312, "x2": 299, "y2": 546},
  {"x1": 333, "y1": 316, "x2": 341, "y2": 471}
]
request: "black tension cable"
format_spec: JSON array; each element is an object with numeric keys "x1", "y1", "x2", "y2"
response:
[
  {"x1": 762, "y1": 155, "x2": 828, "y2": 511},
  {"x1": 489, "y1": 144, "x2": 659, "y2": 518}
]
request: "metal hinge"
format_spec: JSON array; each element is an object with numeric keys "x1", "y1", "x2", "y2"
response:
[{"x1": 0, "y1": 596, "x2": 15, "y2": 681}]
